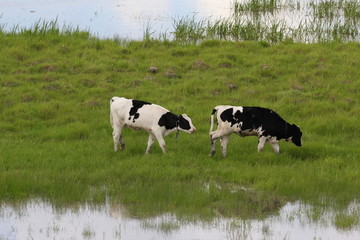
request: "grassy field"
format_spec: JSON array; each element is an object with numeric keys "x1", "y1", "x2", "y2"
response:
[{"x1": 0, "y1": 26, "x2": 360, "y2": 226}]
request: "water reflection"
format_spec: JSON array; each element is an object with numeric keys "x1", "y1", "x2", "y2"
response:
[
  {"x1": 1, "y1": 200, "x2": 359, "y2": 240},
  {"x1": 1, "y1": 0, "x2": 359, "y2": 42},
  {"x1": 0, "y1": 0, "x2": 230, "y2": 39}
]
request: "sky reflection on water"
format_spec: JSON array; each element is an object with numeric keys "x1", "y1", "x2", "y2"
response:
[
  {"x1": 1, "y1": 200, "x2": 359, "y2": 240},
  {"x1": 0, "y1": 0, "x2": 230, "y2": 39},
  {"x1": 2, "y1": 0, "x2": 357, "y2": 42}
]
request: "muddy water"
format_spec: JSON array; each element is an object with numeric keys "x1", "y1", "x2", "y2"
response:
[{"x1": 1, "y1": 200, "x2": 359, "y2": 240}]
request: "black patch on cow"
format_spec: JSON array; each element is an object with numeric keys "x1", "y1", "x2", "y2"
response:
[
  {"x1": 221, "y1": 107, "x2": 302, "y2": 143},
  {"x1": 178, "y1": 115, "x2": 191, "y2": 130},
  {"x1": 240, "y1": 107, "x2": 298, "y2": 140},
  {"x1": 220, "y1": 108, "x2": 238, "y2": 127},
  {"x1": 129, "y1": 100, "x2": 151, "y2": 123},
  {"x1": 158, "y1": 112, "x2": 178, "y2": 130}
]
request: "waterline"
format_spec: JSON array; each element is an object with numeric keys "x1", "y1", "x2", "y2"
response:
[{"x1": 1, "y1": 200, "x2": 359, "y2": 240}]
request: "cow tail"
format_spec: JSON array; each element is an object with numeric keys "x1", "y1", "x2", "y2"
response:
[
  {"x1": 209, "y1": 107, "x2": 218, "y2": 134},
  {"x1": 110, "y1": 98, "x2": 115, "y2": 128}
]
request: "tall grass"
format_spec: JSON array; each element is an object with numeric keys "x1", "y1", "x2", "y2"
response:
[
  {"x1": 172, "y1": 14, "x2": 208, "y2": 44},
  {"x1": 233, "y1": 0, "x2": 280, "y2": 14},
  {"x1": 170, "y1": 0, "x2": 360, "y2": 44},
  {"x1": 2, "y1": 18, "x2": 90, "y2": 39}
]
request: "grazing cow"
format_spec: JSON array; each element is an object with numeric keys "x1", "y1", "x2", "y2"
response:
[
  {"x1": 110, "y1": 97, "x2": 196, "y2": 154},
  {"x1": 209, "y1": 105, "x2": 302, "y2": 157}
]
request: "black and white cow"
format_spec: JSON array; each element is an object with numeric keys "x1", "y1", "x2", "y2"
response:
[
  {"x1": 110, "y1": 97, "x2": 196, "y2": 154},
  {"x1": 209, "y1": 105, "x2": 302, "y2": 157}
]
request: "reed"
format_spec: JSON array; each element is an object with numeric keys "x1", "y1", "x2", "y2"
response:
[
  {"x1": 233, "y1": 0, "x2": 280, "y2": 14},
  {"x1": 170, "y1": 0, "x2": 360, "y2": 44},
  {"x1": 172, "y1": 15, "x2": 207, "y2": 44}
]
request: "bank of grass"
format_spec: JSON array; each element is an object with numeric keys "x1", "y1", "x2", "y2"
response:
[{"x1": 0, "y1": 28, "x2": 360, "y2": 225}]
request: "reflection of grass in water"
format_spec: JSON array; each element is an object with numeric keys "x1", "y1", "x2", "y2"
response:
[
  {"x1": 82, "y1": 225, "x2": 95, "y2": 239},
  {"x1": 334, "y1": 213, "x2": 360, "y2": 230},
  {"x1": 141, "y1": 217, "x2": 181, "y2": 234}
]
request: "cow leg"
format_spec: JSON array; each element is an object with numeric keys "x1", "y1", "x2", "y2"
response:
[
  {"x1": 154, "y1": 131, "x2": 167, "y2": 153},
  {"x1": 119, "y1": 136, "x2": 125, "y2": 150},
  {"x1": 220, "y1": 135, "x2": 230, "y2": 158},
  {"x1": 209, "y1": 135, "x2": 217, "y2": 156},
  {"x1": 271, "y1": 142, "x2": 280, "y2": 154},
  {"x1": 257, "y1": 136, "x2": 267, "y2": 152},
  {"x1": 145, "y1": 134, "x2": 156, "y2": 154},
  {"x1": 113, "y1": 125, "x2": 124, "y2": 152},
  {"x1": 209, "y1": 130, "x2": 221, "y2": 156}
]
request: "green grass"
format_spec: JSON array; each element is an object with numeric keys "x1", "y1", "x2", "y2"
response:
[{"x1": 0, "y1": 26, "x2": 360, "y2": 225}]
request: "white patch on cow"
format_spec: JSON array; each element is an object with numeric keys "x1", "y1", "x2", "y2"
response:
[
  {"x1": 233, "y1": 106, "x2": 243, "y2": 114},
  {"x1": 267, "y1": 136, "x2": 278, "y2": 144},
  {"x1": 239, "y1": 126, "x2": 263, "y2": 137}
]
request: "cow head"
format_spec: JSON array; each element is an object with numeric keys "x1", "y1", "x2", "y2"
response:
[
  {"x1": 178, "y1": 114, "x2": 196, "y2": 133},
  {"x1": 287, "y1": 124, "x2": 302, "y2": 147}
]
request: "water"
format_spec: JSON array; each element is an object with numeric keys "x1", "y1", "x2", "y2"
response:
[
  {"x1": 0, "y1": 0, "x2": 230, "y2": 39},
  {"x1": 1, "y1": 200, "x2": 359, "y2": 240},
  {"x1": 2, "y1": 0, "x2": 359, "y2": 42}
]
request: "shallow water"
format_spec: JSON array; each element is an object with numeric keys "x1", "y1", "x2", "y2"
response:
[
  {"x1": 1, "y1": 0, "x2": 325, "y2": 40},
  {"x1": 2, "y1": 0, "x2": 358, "y2": 42},
  {"x1": 0, "y1": 0, "x2": 230, "y2": 39},
  {"x1": 1, "y1": 200, "x2": 359, "y2": 240}
]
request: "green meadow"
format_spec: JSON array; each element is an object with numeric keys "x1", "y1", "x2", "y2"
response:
[{"x1": 0, "y1": 24, "x2": 360, "y2": 227}]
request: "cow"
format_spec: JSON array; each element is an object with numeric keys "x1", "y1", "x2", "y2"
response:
[
  {"x1": 209, "y1": 105, "x2": 302, "y2": 157},
  {"x1": 110, "y1": 97, "x2": 196, "y2": 154}
]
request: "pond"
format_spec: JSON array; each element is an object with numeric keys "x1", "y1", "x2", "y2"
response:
[{"x1": 1, "y1": 200, "x2": 360, "y2": 240}]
